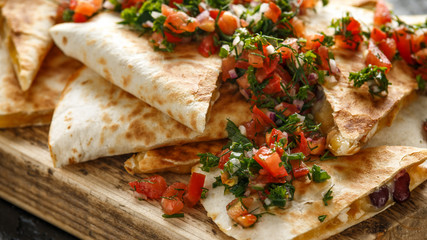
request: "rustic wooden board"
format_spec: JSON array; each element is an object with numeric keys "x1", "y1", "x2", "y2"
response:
[{"x1": 0, "y1": 126, "x2": 426, "y2": 240}]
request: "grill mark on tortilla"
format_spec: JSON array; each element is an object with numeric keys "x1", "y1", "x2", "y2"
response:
[
  {"x1": 121, "y1": 74, "x2": 131, "y2": 88},
  {"x1": 102, "y1": 114, "x2": 112, "y2": 124},
  {"x1": 98, "y1": 57, "x2": 106, "y2": 65},
  {"x1": 62, "y1": 36, "x2": 67, "y2": 46},
  {"x1": 110, "y1": 124, "x2": 119, "y2": 132},
  {"x1": 72, "y1": 148, "x2": 77, "y2": 153},
  {"x1": 103, "y1": 67, "x2": 112, "y2": 81},
  {"x1": 68, "y1": 157, "x2": 75, "y2": 165}
]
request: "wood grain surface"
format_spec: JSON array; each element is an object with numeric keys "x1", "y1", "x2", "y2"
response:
[{"x1": 0, "y1": 126, "x2": 426, "y2": 240}]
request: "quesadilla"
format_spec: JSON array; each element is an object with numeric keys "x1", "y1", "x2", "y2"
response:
[
  {"x1": 300, "y1": 3, "x2": 418, "y2": 155},
  {"x1": 196, "y1": 146, "x2": 427, "y2": 240},
  {"x1": 1, "y1": 0, "x2": 59, "y2": 91},
  {"x1": 0, "y1": 40, "x2": 81, "y2": 128},
  {"x1": 50, "y1": 13, "x2": 222, "y2": 133},
  {"x1": 49, "y1": 67, "x2": 251, "y2": 167},
  {"x1": 124, "y1": 140, "x2": 226, "y2": 174}
]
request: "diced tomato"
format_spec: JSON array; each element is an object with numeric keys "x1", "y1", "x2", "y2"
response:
[
  {"x1": 366, "y1": 40, "x2": 392, "y2": 73},
  {"x1": 266, "y1": 128, "x2": 288, "y2": 147},
  {"x1": 290, "y1": 160, "x2": 310, "y2": 178},
  {"x1": 274, "y1": 102, "x2": 299, "y2": 117},
  {"x1": 72, "y1": 13, "x2": 88, "y2": 23},
  {"x1": 240, "y1": 19, "x2": 249, "y2": 28},
  {"x1": 264, "y1": 2, "x2": 281, "y2": 23},
  {"x1": 263, "y1": 73, "x2": 282, "y2": 95},
  {"x1": 371, "y1": 27, "x2": 387, "y2": 42},
  {"x1": 346, "y1": 17, "x2": 362, "y2": 34},
  {"x1": 254, "y1": 147, "x2": 288, "y2": 178},
  {"x1": 218, "y1": 149, "x2": 231, "y2": 169},
  {"x1": 69, "y1": 0, "x2": 78, "y2": 10},
  {"x1": 296, "y1": 132, "x2": 310, "y2": 156},
  {"x1": 209, "y1": 9, "x2": 224, "y2": 20},
  {"x1": 263, "y1": 56, "x2": 279, "y2": 75},
  {"x1": 393, "y1": 27, "x2": 415, "y2": 65},
  {"x1": 236, "y1": 73, "x2": 250, "y2": 89},
  {"x1": 274, "y1": 65, "x2": 292, "y2": 85},
  {"x1": 412, "y1": 33, "x2": 427, "y2": 54},
  {"x1": 129, "y1": 175, "x2": 168, "y2": 200},
  {"x1": 278, "y1": 38, "x2": 299, "y2": 61},
  {"x1": 164, "y1": 12, "x2": 199, "y2": 34},
  {"x1": 317, "y1": 46, "x2": 331, "y2": 71},
  {"x1": 183, "y1": 173, "x2": 206, "y2": 207},
  {"x1": 198, "y1": 34, "x2": 219, "y2": 57},
  {"x1": 248, "y1": 50, "x2": 264, "y2": 68},
  {"x1": 161, "y1": 4, "x2": 176, "y2": 17},
  {"x1": 199, "y1": 17, "x2": 216, "y2": 32},
  {"x1": 164, "y1": 32, "x2": 183, "y2": 43},
  {"x1": 307, "y1": 137, "x2": 326, "y2": 155},
  {"x1": 235, "y1": 51, "x2": 251, "y2": 69},
  {"x1": 73, "y1": 0, "x2": 102, "y2": 17},
  {"x1": 161, "y1": 182, "x2": 187, "y2": 215},
  {"x1": 169, "y1": 0, "x2": 183, "y2": 8},
  {"x1": 304, "y1": 34, "x2": 324, "y2": 51},
  {"x1": 378, "y1": 38, "x2": 396, "y2": 61},
  {"x1": 335, "y1": 34, "x2": 362, "y2": 50},
  {"x1": 300, "y1": 0, "x2": 317, "y2": 9},
  {"x1": 122, "y1": 0, "x2": 145, "y2": 9},
  {"x1": 218, "y1": 11, "x2": 239, "y2": 35},
  {"x1": 374, "y1": 0, "x2": 392, "y2": 26},
  {"x1": 252, "y1": 105, "x2": 276, "y2": 128},
  {"x1": 290, "y1": 17, "x2": 305, "y2": 38},
  {"x1": 221, "y1": 56, "x2": 237, "y2": 81},
  {"x1": 236, "y1": 214, "x2": 257, "y2": 228},
  {"x1": 415, "y1": 48, "x2": 427, "y2": 65},
  {"x1": 255, "y1": 68, "x2": 268, "y2": 83}
]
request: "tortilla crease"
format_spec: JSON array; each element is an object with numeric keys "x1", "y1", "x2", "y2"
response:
[
  {"x1": 366, "y1": 95, "x2": 427, "y2": 148},
  {"x1": 50, "y1": 13, "x2": 222, "y2": 133},
  {"x1": 301, "y1": 3, "x2": 418, "y2": 155},
  {"x1": 124, "y1": 139, "x2": 227, "y2": 174},
  {"x1": 49, "y1": 67, "x2": 251, "y2": 167},
  {"x1": 0, "y1": 41, "x2": 81, "y2": 128},
  {"x1": 196, "y1": 146, "x2": 427, "y2": 240},
  {"x1": 1, "y1": 0, "x2": 58, "y2": 91}
]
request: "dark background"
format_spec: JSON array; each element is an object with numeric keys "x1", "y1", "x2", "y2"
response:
[{"x1": 1, "y1": 0, "x2": 426, "y2": 239}]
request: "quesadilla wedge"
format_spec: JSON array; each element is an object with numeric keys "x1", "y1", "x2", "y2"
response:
[
  {"x1": 50, "y1": 13, "x2": 222, "y2": 133},
  {"x1": 0, "y1": 40, "x2": 81, "y2": 128},
  {"x1": 124, "y1": 139, "x2": 226, "y2": 174},
  {"x1": 49, "y1": 67, "x2": 250, "y2": 167},
  {"x1": 300, "y1": 3, "x2": 419, "y2": 155},
  {"x1": 1, "y1": 0, "x2": 59, "y2": 91},
  {"x1": 196, "y1": 146, "x2": 427, "y2": 240}
]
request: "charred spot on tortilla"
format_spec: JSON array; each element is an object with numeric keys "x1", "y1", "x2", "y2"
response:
[
  {"x1": 98, "y1": 57, "x2": 106, "y2": 65},
  {"x1": 62, "y1": 36, "x2": 68, "y2": 46}
]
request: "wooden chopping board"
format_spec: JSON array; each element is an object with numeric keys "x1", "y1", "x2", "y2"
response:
[{"x1": 0, "y1": 126, "x2": 427, "y2": 240}]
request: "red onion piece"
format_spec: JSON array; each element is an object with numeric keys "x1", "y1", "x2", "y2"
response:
[
  {"x1": 228, "y1": 69, "x2": 238, "y2": 79},
  {"x1": 143, "y1": 21, "x2": 154, "y2": 28},
  {"x1": 329, "y1": 59, "x2": 340, "y2": 74},
  {"x1": 293, "y1": 99, "x2": 304, "y2": 111},
  {"x1": 266, "y1": 111, "x2": 276, "y2": 122},
  {"x1": 239, "y1": 87, "x2": 250, "y2": 100}
]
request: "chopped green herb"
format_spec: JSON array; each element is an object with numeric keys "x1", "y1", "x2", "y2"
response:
[
  {"x1": 416, "y1": 74, "x2": 426, "y2": 92},
  {"x1": 322, "y1": 0, "x2": 329, "y2": 6},
  {"x1": 226, "y1": 120, "x2": 252, "y2": 145},
  {"x1": 319, "y1": 151, "x2": 337, "y2": 161},
  {"x1": 199, "y1": 153, "x2": 220, "y2": 172},
  {"x1": 311, "y1": 164, "x2": 331, "y2": 183},
  {"x1": 349, "y1": 65, "x2": 391, "y2": 98},
  {"x1": 62, "y1": 9, "x2": 74, "y2": 22},
  {"x1": 266, "y1": 183, "x2": 295, "y2": 208},
  {"x1": 162, "y1": 213, "x2": 185, "y2": 218},
  {"x1": 323, "y1": 186, "x2": 334, "y2": 206},
  {"x1": 318, "y1": 215, "x2": 327, "y2": 222},
  {"x1": 201, "y1": 187, "x2": 209, "y2": 199}
]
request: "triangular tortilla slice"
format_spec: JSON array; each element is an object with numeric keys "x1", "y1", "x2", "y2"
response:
[
  {"x1": 49, "y1": 67, "x2": 251, "y2": 167},
  {"x1": 124, "y1": 139, "x2": 226, "y2": 174},
  {"x1": 366, "y1": 95, "x2": 427, "y2": 148},
  {"x1": 50, "y1": 13, "x2": 222, "y2": 133},
  {"x1": 300, "y1": 3, "x2": 418, "y2": 155},
  {"x1": 196, "y1": 146, "x2": 427, "y2": 240},
  {"x1": 0, "y1": 41, "x2": 81, "y2": 127},
  {"x1": 1, "y1": 0, "x2": 58, "y2": 91}
]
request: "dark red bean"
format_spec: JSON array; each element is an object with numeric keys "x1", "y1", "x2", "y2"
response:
[
  {"x1": 393, "y1": 170, "x2": 411, "y2": 203},
  {"x1": 369, "y1": 186, "x2": 389, "y2": 208}
]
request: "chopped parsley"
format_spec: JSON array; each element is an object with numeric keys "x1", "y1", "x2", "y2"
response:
[
  {"x1": 199, "y1": 153, "x2": 220, "y2": 172},
  {"x1": 266, "y1": 183, "x2": 295, "y2": 208},
  {"x1": 318, "y1": 215, "x2": 327, "y2": 222},
  {"x1": 323, "y1": 186, "x2": 334, "y2": 206},
  {"x1": 311, "y1": 164, "x2": 331, "y2": 183},
  {"x1": 226, "y1": 120, "x2": 252, "y2": 145},
  {"x1": 162, "y1": 213, "x2": 185, "y2": 218},
  {"x1": 349, "y1": 65, "x2": 391, "y2": 98}
]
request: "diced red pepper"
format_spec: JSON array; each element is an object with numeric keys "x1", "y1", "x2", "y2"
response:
[
  {"x1": 252, "y1": 105, "x2": 276, "y2": 128},
  {"x1": 254, "y1": 147, "x2": 288, "y2": 178},
  {"x1": 266, "y1": 128, "x2": 288, "y2": 147},
  {"x1": 366, "y1": 39, "x2": 392, "y2": 73},
  {"x1": 161, "y1": 182, "x2": 187, "y2": 215},
  {"x1": 290, "y1": 160, "x2": 310, "y2": 178},
  {"x1": 374, "y1": 0, "x2": 392, "y2": 26},
  {"x1": 371, "y1": 27, "x2": 387, "y2": 42},
  {"x1": 184, "y1": 172, "x2": 206, "y2": 207},
  {"x1": 393, "y1": 27, "x2": 415, "y2": 65},
  {"x1": 218, "y1": 148, "x2": 231, "y2": 169},
  {"x1": 378, "y1": 38, "x2": 397, "y2": 61}
]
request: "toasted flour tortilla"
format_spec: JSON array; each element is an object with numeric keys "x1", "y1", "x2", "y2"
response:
[
  {"x1": 1, "y1": 0, "x2": 58, "y2": 91},
  {"x1": 301, "y1": 3, "x2": 418, "y2": 155},
  {"x1": 49, "y1": 67, "x2": 251, "y2": 167},
  {"x1": 197, "y1": 146, "x2": 427, "y2": 240},
  {"x1": 124, "y1": 140, "x2": 226, "y2": 174},
  {"x1": 366, "y1": 95, "x2": 427, "y2": 148},
  {"x1": 50, "y1": 13, "x2": 222, "y2": 133},
  {"x1": 0, "y1": 41, "x2": 81, "y2": 127}
]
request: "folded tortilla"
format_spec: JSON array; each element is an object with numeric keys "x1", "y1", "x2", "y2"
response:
[
  {"x1": 301, "y1": 3, "x2": 418, "y2": 155},
  {"x1": 0, "y1": 40, "x2": 81, "y2": 127},
  {"x1": 366, "y1": 95, "x2": 427, "y2": 148},
  {"x1": 50, "y1": 13, "x2": 222, "y2": 133},
  {"x1": 1, "y1": 0, "x2": 58, "y2": 91},
  {"x1": 49, "y1": 67, "x2": 251, "y2": 167},
  {"x1": 196, "y1": 146, "x2": 427, "y2": 240},
  {"x1": 124, "y1": 139, "x2": 226, "y2": 174}
]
